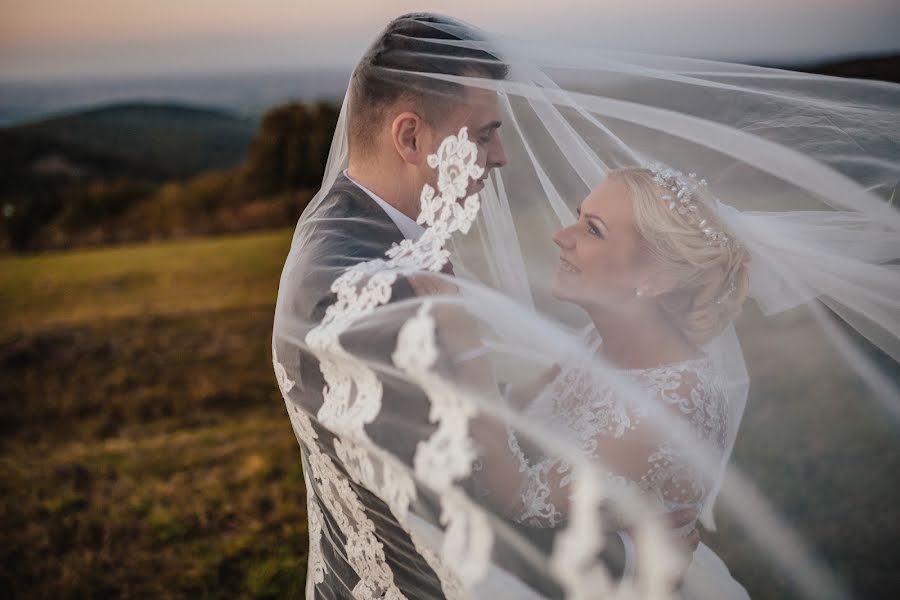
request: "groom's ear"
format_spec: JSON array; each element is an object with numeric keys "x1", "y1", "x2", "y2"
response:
[{"x1": 391, "y1": 111, "x2": 426, "y2": 165}]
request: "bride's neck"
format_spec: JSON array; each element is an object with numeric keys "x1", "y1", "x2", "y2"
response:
[{"x1": 585, "y1": 302, "x2": 701, "y2": 369}]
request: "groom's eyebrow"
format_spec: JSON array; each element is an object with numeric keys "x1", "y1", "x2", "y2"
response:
[{"x1": 478, "y1": 120, "x2": 502, "y2": 133}]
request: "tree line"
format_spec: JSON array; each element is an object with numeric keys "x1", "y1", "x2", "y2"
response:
[{"x1": 0, "y1": 102, "x2": 340, "y2": 252}]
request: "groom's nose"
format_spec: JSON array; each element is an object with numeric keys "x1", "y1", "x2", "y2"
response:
[{"x1": 487, "y1": 137, "x2": 507, "y2": 170}]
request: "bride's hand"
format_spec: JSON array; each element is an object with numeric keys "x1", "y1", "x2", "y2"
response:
[
  {"x1": 662, "y1": 508, "x2": 701, "y2": 590},
  {"x1": 407, "y1": 272, "x2": 460, "y2": 297},
  {"x1": 410, "y1": 276, "x2": 478, "y2": 346},
  {"x1": 408, "y1": 273, "x2": 510, "y2": 402},
  {"x1": 407, "y1": 272, "x2": 473, "y2": 340},
  {"x1": 628, "y1": 508, "x2": 700, "y2": 590}
]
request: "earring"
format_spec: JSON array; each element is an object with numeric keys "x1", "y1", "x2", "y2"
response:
[{"x1": 635, "y1": 288, "x2": 643, "y2": 297}]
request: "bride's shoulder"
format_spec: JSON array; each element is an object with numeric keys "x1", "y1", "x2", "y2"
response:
[
  {"x1": 636, "y1": 357, "x2": 729, "y2": 437},
  {"x1": 634, "y1": 356, "x2": 726, "y2": 408}
]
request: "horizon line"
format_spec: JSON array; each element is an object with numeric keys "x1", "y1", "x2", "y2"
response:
[{"x1": 2, "y1": 48, "x2": 899, "y2": 85}]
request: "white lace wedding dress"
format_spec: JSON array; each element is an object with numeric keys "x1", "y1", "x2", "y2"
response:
[{"x1": 508, "y1": 329, "x2": 750, "y2": 599}]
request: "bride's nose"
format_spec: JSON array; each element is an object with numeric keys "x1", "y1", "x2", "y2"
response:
[{"x1": 553, "y1": 227, "x2": 575, "y2": 249}]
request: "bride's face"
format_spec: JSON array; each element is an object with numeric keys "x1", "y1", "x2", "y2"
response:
[{"x1": 552, "y1": 178, "x2": 648, "y2": 308}]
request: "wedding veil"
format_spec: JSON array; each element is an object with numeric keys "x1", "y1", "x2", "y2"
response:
[{"x1": 272, "y1": 13, "x2": 900, "y2": 600}]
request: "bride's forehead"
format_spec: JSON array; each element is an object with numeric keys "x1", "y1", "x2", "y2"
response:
[{"x1": 586, "y1": 178, "x2": 631, "y2": 210}]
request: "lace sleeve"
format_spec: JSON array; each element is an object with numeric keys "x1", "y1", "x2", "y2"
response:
[{"x1": 508, "y1": 362, "x2": 729, "y2": 528}]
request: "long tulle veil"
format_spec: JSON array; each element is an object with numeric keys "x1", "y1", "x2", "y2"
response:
[{"x1": 273, "y1": 13, "x2": 900, "y2": 599}]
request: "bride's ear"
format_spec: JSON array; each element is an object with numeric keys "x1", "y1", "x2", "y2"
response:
[{"x1": 391, "y1": 111, "x2": 425, "y2": 165}]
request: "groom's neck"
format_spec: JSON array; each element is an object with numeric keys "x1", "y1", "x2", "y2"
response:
[{"x1": 346, "y1": 162, "x2": 421, "y2": 221}]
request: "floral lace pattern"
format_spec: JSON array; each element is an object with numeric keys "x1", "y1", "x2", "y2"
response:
[
  {"x1": 394, "y1": 303, "x2": 493, "y2": 587},
  {"x1": 278, "y1": 129, "x2": 487, "y2": 598},
  {"x1": 549, "y1": 466, "x2": 619, "y2": 600},
  {"x1": 276, "y1": 344, "x2": 406, "y2": 598},
  {"x1": 507, "y1": 426, "x2": 566, "y2": 526},
  {"x1": 512, "y1": 344, "x2": 729, "y2": 528},
  {"x1": 305, "y1": 470, "x2": 328, "y2": 586}
]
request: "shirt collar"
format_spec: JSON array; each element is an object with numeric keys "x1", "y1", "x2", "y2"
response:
[{"x1": 344, "y1": 170, "x2": 426, "y2": 241}]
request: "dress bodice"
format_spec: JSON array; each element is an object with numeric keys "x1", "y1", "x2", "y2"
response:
[{"x1": 509, "y1": 331, "x2": 730, "y2": 528}]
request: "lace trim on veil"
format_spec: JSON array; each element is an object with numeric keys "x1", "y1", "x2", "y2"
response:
[{"x1": 277, "y1": 129, "x2": 489, "y2": 598}]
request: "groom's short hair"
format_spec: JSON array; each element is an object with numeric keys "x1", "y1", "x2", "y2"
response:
[{"x1": 348, "y1": 13, "x2": 508, "y2": 156}]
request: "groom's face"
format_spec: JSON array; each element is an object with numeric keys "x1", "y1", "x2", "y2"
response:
[{"x1": 425, "y1": 85, "x2": 507, "y2": 195}]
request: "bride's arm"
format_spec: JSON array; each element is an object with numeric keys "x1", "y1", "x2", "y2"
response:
[
  {"x1": 408, "y1": 272, "x2": 704, "y2": 542},
  {"x1": 504, "y1": 380, "x2": 707, "y2": 587},
  {"x1": 407, "y1": 272, "x2": 559, "y2": 511},
  {"x1": 505, "y1": 364, "x2": 561, "y2": 409},
  {"x1": 407, "y1": 272, "x2": 701, "y2": 515},
  {"x1": 512, "y1": 378, "x2": 713, "y2": 526},
  {"x1": 406, "y1": 275, "x2": 701, "y2": 584}
]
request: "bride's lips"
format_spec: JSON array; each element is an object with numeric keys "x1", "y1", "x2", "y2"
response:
[{"x1": 558, "y1": 257, "x2": 580, "y2": 274}]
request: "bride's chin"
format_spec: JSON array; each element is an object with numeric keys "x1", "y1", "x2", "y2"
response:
[{"x1": 550, "y1": 278, "x2": 573, "y2": 301}]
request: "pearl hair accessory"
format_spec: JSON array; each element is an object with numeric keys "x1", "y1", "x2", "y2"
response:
[
  {"x1": 643, "y1": 162, "x2": 743, "y2": 310},
  {"x1": 715, "y1": 279, "x2": 738, "y2": 306},
  {"x1": 646, "y1": 163, "x2": 730, "y2": 246}
]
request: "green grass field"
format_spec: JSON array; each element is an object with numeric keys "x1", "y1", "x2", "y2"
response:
[
  {"x1": 1, "y1": 230, "x2": 897, "y2": 598},
  {"x1": 0, "y1": 230, "x2": 312, "y2": 598}
]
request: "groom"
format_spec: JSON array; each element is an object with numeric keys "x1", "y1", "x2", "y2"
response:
[{"x1": 275, "y1": 12, "x2": 699, "y2": 598}]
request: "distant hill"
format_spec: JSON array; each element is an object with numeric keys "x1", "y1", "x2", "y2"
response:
[
  {"x1": 798, "y1": 54, "x2": 900, "y2": 84},
  {"x1": 1, "y1": 102, "x2": 256, "y2": 184},
  {"x1": 0, "y1": 102, "x2": 259, "y2": 251},
  {"x1": 0, "y1": 68, "x2": 351, "y2": 127}
]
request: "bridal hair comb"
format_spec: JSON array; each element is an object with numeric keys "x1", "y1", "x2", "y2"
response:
[
  {"x1": 715, "y1": 279, "x2": 738, "y2": 305},
  {"x1": 646, "y1": 163, "x2": 730, "y2": 246}
]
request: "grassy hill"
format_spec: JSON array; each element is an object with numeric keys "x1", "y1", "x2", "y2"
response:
[
  {"x1": 0, "y1": 230, "x2": 309, "y2": 598},
  {"x1": 0, "y1": 231, "x2": 898, "y2": 598}
]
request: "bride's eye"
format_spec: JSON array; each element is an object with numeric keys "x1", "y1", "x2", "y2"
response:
[{"x1": 588, "y1": 223, "x2": 604, "y2": 239}]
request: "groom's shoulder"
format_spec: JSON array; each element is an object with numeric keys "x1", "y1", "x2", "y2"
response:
[
  {"x1": 289, "y1": 174, "x2": 403, "y2": 276},
  {"x1": 285, "y1": 175, "x2": 413, "y2": 319},
  {"x1": 298, "y1": 176, "x2": 402, "y2": 256},
  {"x1": 309, "y1": 175, "x2": 383, "y2": 222}
]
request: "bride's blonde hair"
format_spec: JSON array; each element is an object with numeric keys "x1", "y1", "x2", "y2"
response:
[{"x1": 609, "y1": 167, "x2": 750, "y2": 345}]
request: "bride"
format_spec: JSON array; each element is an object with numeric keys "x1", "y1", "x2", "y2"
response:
[
  {"x1": 513, "y1": 166, "x2": 750, "y2": 597},
  {"x1": 417, "y1": 165, "x2": 752, "y2": 598},
  {"x1": 272, "y1": 12, "x2": 900, "y2": 600}
]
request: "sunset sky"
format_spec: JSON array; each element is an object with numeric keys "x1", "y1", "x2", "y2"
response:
[{"x1": 1, "y1": 0, "x2": 899, "y2": 80}]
